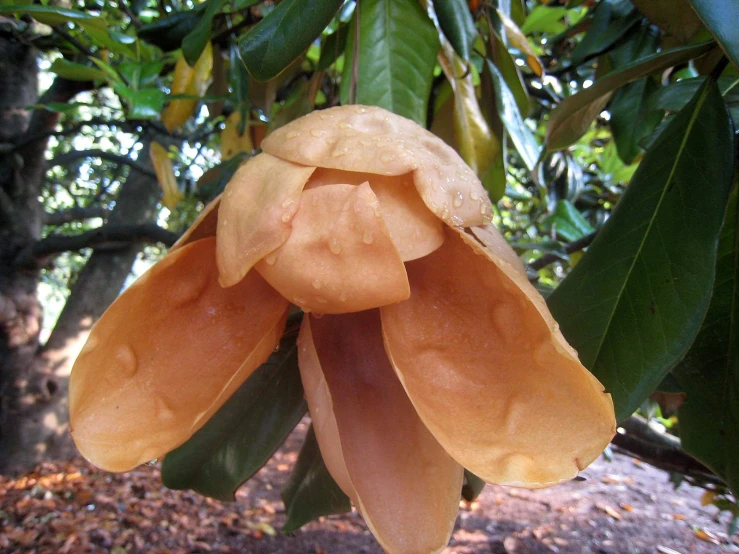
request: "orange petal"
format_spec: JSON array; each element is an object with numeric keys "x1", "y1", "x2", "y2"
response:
[
  {"x1": 299, "y1": 312, "x2": 463, "y2": 554},
  {"x1": 216, "y1": 153, "x2": 316, "y2": 287},
  {"x1": 256, "y1": 183, "x2": 410, "y2": 314},
  {"x1": 170, "y1": 195, "x2": 221, "y2": 252},
  {"x1": 306, "y1": 168, "x2": 444, "y2": 261},
  {"x1": 261, "y1": 105, "x2": 493, "y2": 227},
  {"x1": 69, "y1": 238, "x2": 289, "y2": 472},
  {"x1": 381, "y1": 228, "x2": 615, "y2": 487},
  {"x1": 470, "y1": 224, "x2": 527, "y2": 278}
]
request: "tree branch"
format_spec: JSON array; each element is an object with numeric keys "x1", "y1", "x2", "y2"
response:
[
  {"x1": 43, "y1": 206, "x2": 109, "y2": 225},
  {"x1": 48, "y1": 149, "x2": 156, "y2": 178},
  {"x1": 13, "y1": 118, "x2": 129, "y2": 151},
  {"x1": 611, "y1": 415, "x2": 723, "y2": 487},
  {"x1": 14, "y1": 223, "x2": 179, "y2": 268},
  {"x1": 528, "y1": 231, "x2": 597, "y2": 272}
]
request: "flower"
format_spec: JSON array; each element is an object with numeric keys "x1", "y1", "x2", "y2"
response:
[{"x1": 69, "y1": 105, "x2": 616, "y2": 554}]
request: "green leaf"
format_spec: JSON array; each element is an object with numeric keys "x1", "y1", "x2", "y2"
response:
[
  {"x1": 491, "y1": 35, "x2": 530, "y2": 116},
  {"x1": 230, "y1": 43, "x2": 250, "y2": 134},
  {"x1": 687, "y1": 0, "x2": 739, "y2": 69},
  {"x1": 545, "y1": 200, "x2": 594, "y2": 242},
  {"x1": 282, "y1": 425, "x2": 351, "y2": 533},
  {"x1": 317, "y1": 22, "x2": 349, "y2": 72},
  {"x1": 137, "y1": 8, "x2": 204, "y2": 51},
  {"x1": 340, "y1": 0, "x2": 439, "y2": 125},
  {"x1": 570, "y1": 4, "x2": 641, "y2": 67},
  {"x1": 484, "y1": 60, "x2": 539, "y2": 171},
  {"x1": 610, "y1": 78, "x2": 664, "y2": 164},
  {"x1": 182, "y1": 0, "x2": 230, "y2": 67},
  {"x1": 546, "y1": 41, "x2": 715, "y2": 151},
  {"x1": 127, "y1": 88, "x2": 166, "y2": 120},
  {"x1": 239, "y1": 0, "x2": 342, "y2": 81},
  {"x1": 632, "y1": 0, "x2": 704, "y2": 43},
  {"x1": 547, "y1": 80, "x2": 734, "y2": 422},
  {"x1": 119, "y1": 61, "x2": 165, "y2": 90},
  {"x1": 462, "y1": 470, "x2": 485, "y2": 502},
  {"x1": 673, "y1": 187, "x2": 739, "y2": 495},
  {"x1": 434, "y1": 0, "x2": 477, "y2": 61},
  {"x1": 0, "y1": 5, "x2": 106, "y2": 30},
  {"x1": 49, "y1": 59, "x2": 105, "y2": 82},
  {"x1": 521, "y1": 5, "x2": 567, "y2": 35},
  {"x1": 648, "y1": 76, "x2": 739, "y2": 112},
  {"x1": 162, "y1": 325, "x2": 308, "y2": 501}
]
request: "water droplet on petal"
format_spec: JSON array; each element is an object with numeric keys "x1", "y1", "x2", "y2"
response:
[
  {"x1": 79, "y1": 334, "x2": 100, "y2": 356},
  {"x1": 363, "y1": 231, "x2": 374, "y2": 244},
  {"x1": 339, "y1": 291, "x2": 348, "y2": 302},
  {"x1": 470, "y1": 191, "x2": 479, "y2": 201},
  {"x1": 286, "y1": 131, "x2": 300, "y2": 139},
  {"x1": 479, "y1": 203, "x2": 487, "y2": 215},
  {"x1": 155, "y1": 395, "x2": 175, "y2": 420},
  {"x1": 281, "y1": 198, "x2": 294, "y2": 209},
  {"x1": 281, "y1": 212, "x2": 293, "y2": 222},
  {"x1": 312, "y1": 279, "x2": 322, "y2": 290},
  {"x1": 264, "y1": 252, "x2": 278, "y2": 265},
  {"x1": 316, "y1": 296, "x2": 328, "y2": 304},
  {"x1": 146, "y1": 459, "x2": 158, "y2": 466},
  {"x1": 380, "y1": 152, "x2": 394, "y2": 163},
  {"x1": 310, "y1": 129, "x2": 324, "y2": 137},
  {"x1": 453, "y1": 191, "x2": 464, "y2": 208},
  {"x1": 329, "y1": 237, "x2": 342, "y2": 254},
  {"x1": 332, "y1": 149, "x2": 347, "y2": 158}
]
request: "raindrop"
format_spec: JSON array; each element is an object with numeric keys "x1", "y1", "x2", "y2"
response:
[
  {"x1": 363, "y1": 231, "x2": 374, "y2": 244},
  {"x1": 154, "y1": 395, "x2": 175, "y2": 421},
  {"x1": 453, "y1": 192, "x2": 464, "y2": 208},
  {"x1": 316, "y1": 296, "x2": 328, "y2": 304},
  {"x1": 332, "y1": 149, "x2": 347, "y2": 158},
  {"x1": 221, "y1": 219, "x2": 229, "y2": 227},
  {"x1": 355, "y1": 107, "x2": 367, "y2": 114},
  {"x1": 470, "y1": 191, "x2": 479, "y2": 201},
  {"x1": 441, "y1": 207, "x2": 450, "y2": 221},
  {"x1": 281, "y1": 198, "x2": 294, "y2": 209},
  {"x1": 286, "y1": 131, "x2": 300, "y2": 139},
  {"x1": 312, "y1": 279, "x2": 322, "y2": 290},
  {"x1": 281, "y1": 212, "x2": 293, "y2": 222},
  {"x1": 146, "y1": 459, "x2": 159, "y2": 466},
  {"x1": 310, "y1": 129, "x2": 324, "y2": 137},
  {"x1": 339, "y1": 291, "x2": 348, "y2": 302},
  {"x1": 380, "y1": 152, "x2": 394, "y2": 163},
  {"x1": 329, "y1": 238, "x2": 342, "y2": 254},
  {"x1": 479, "y1": 203, "x2": 487, "y2": 215},
  {"x1": 264, "y1": 253, "x2": 278, "y2": 265}
]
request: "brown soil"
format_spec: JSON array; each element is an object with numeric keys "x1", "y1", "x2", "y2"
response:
[{"x1": 1, "y1": 420, "x2": 737, "y2": 554}]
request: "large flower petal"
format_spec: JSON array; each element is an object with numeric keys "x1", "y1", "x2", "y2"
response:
[
  {"x1": 69, "y1": 238, "x2": 289, "y2": 472},
  {"x1": 170, "y1": 195, "x2": 221, "y2": 251},
  {"x1": 261, "y1": 105, "x2": 492, "y2": 227},
  {"x1": 306, "y1": 167, "x2": 445, "y2": 261},
  {"x1": 298, "y1": 311, "x2": 463, "y2": 554},
  {"x1": 381, "y1": 228, "x2": 615, "y2": 488},
  {"x1": 256, "y1": 183, "x2": 410, "y2": 314},
  {"x1": 217, "y1": 153, "x2": 316, "y2": 287}
]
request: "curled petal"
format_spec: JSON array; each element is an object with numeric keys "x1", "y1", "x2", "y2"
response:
[
  {"x1": 306, "y1": 168, "x2": 445, "y2": 261},
  {"x1": 256, "y1": 183, "x2": 410, "y2": 314},
  {"x1": 381, "y1": 228, "x2": 616, "y2": 487},
  {"x1": 69, "y1": 238, "x2": 289, "y2": 472},
  {"x1": 298, "y1": 312, "x2": 463, "y2": 554},
  {"x1": 170, "y1": 195, "x2": 221, "y2": 251},
  {"x1": 261, "y1": 105, "x2": 493, "y2": 227},
  {"x1": 217, "y1": 153, "x2": 316, "y2": 287},
  {"x1": 470, "y1": 224, "x2": 527, "y2": 278}
]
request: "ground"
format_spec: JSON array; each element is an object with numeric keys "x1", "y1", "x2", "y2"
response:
[{"x1": 1, "y1": 420, "x2": 737, "y2": 554}]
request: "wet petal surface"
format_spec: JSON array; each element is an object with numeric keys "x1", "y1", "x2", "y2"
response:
[
  {"x1": 256, "y1": 183, "x2": 410, "y2": 314},
  {"x1": 217, "y1": 153, "x2": 315, "y2": 287},
  {"x1": 381, "y1": 228, "x2": 616, "y2": 487},
  {"x1": 69, "y1": 238, "x2": 289, "y2": 472},
  {"x1": 262, "y1": 105, "x2": 493, "y2": 227},
  {"x1": 299, "y1": 312, "x2": 463, "y2": 554}
]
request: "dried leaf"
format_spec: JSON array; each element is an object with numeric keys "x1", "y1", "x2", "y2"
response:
[{"x1": 150, "y1": 142, "x2": 183, "y2": 210}]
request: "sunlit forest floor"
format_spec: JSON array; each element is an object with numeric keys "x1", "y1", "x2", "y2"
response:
[{"x1": 1, "y1": 420, "x2": 737, "y2": 554}]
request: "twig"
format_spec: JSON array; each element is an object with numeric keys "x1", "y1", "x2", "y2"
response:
[
  {"x1": 528, "y1": 231, "x2": 597, "y2": 271},
  {"x1": 53, "y1": 26, "x2": 93, "y2": 58},
  {"x1": 13, "y1": 118, "x2": 128, "y2": 152},
  {"x1": 48, "y1": 149, "x2": 156, "y2": 178},
  {"x1": 14, "y1": 223, "x2": 180, "y2": 268},
  {"x1": 43, "y1": 206, "x2": 109, "y2": 225}
]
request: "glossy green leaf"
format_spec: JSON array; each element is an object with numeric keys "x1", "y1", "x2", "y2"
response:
[
  {"x1": 49, "y1": 59, "x2": 105, "y2": 82},
  {"x1": 0, "y1": 5, "x2": 105, "y2": 30},
  {"x1": 610, "y1": 78, "x2": 664, "y2": 164},
  {"x1": 340, "y1": 0, "x2": 439, "y2": 125},
  {"x1": 137, "y1": 8, "x2": 203, "y2": 51},
  {"x1": 126, "y1": 88, "x2": 167, "y2": 120},
  {"x1": 546, "y1": 41, "x2": 715, "y2": 151},
  {"x1": 570, "y1": 4, "x2": 640, "y2": 66},
  {"x1": 484, "y1": 60, "x2": 539, "y2": 171},
  {"x1": 673, "y1": 187, "x2": 739, "y2": 495},
  {"x1": 230, "y1": 43, "x2": 250, "y2": 134},
  {"x1": 86, "y1": 27, "x2": 138, "y2": 58},
  {"x1": 687, "y1": 0, "x2": 739, "y2": 69},
  {"x1": 182, "y1": 0, "x2": 231, "y2": 67},
  {"x1": 119, "y1": 61, "x2": 165, "y2": 90},
  {"x1": 162, "y1": 326, "x2": 307, "y2": 501},
  {"x1": 491, "y1": 35, "x2": 530, "y2": 116},
  {"x1": 462, "y1": 470, "x2": 485, "y2": 502},
  {"x1": 282, "y1": 425, "x2": 351, "y2": 533},
  {"x1": 434, "y1": 0, "x2": 477, "y2": 61},
  {"x1": 545, "y1": 200, "x2": 594, "y2": 242},
  {"x1": 240, "y1": 0, "x2": 342, "y2": 81},
  {"x1": 547, "y1": 80, "x2": 734, "y2": 422},
  {"x1": 317, "y1": 23, "x2": 349, "y2": 71},
  {"x1": 648, "y1": 76, "x2": 739, "y2": 112}
]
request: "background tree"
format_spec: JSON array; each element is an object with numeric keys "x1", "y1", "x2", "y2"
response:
[{"x1": 0, "y1": 0, "x2": 737, "y2": 534}]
